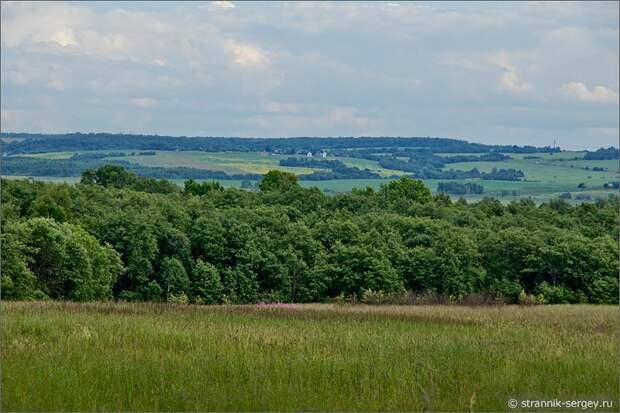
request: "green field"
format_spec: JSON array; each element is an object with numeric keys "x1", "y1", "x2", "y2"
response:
[
  {"x1": 7, "y1": 149, "x2": 619, "y2": 201},
  {"x1": 19, "y1": 150, "x2": 399, "y2": 176},
  {"x1": 2, "y1": 175, "x2": 82, "y2": 184},
  {"x1": 110, "y1": 151, "x2": 327, "y2": 175},
  {"x1": 439, "y1": 151, "x2": 618, "y2": 201},
  {"x1": 0, "y1": 137, "x2": 25, "y2": 143},
  {"x1": 2, "y1": 302, "x2": 617, "y2": 412},
  {"x1": 20, "y1": 151, "x2": 77, "y2": 160},
  {"x1": 446, "y1": 156, "x2": 617, "y2": 188}
]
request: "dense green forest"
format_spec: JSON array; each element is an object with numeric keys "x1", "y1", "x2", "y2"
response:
[
  {"x1": 437, "y1": 182, "x2": 485, "y2": 195},
  {"x1": 584, "y1": 147, "x2": 620, "y2": 160},
  {"x1": 2, "y1": 165, "x2": 618, "y2": 305},
  {"x1": 0, "y1": 133, "x2": 559, "y2": 155}
]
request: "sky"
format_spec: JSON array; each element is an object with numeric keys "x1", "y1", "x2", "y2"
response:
[{"x1": 1, "y1": 1, "x2": 618, "y2": 149}]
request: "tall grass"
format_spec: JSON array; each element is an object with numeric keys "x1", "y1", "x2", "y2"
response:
[{"x1": 2, "y1": 302, "x2": 617, "y2": 411}]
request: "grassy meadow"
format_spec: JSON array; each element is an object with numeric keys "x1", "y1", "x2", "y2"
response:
[
  {"x1": 2, "y1": 302, "x2": 618, "y2": 412},
  {"x1": 19, "y1": 150, "x2": 400, "y2": 176},
  {"x1": 8, "y1": 149, "x2": 620, "y2": 201}
]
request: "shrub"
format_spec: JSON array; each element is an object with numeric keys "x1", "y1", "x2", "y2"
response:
[
  {"x1": 168, "y1": 292, "x2": 189, "y2": 304},
  {"x1": 518, "y1": 289, "x2": 545, "y2": 305}
]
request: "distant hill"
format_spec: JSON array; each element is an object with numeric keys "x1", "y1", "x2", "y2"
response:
[{"x1": 0, "y1": 132, "x2": 559, "y2": 155}]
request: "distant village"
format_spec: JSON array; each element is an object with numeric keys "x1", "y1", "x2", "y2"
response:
[{"x1": 270, "y1": 149, "x2": 329, "y2": 158}]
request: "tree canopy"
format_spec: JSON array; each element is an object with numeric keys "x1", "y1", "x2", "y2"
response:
[{"x1": 1, "y1": 167, "x2": 618, "y2": 304}]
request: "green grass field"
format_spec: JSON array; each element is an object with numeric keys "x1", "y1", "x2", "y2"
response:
[
  {"x1": 446, "y1": 157, "x2": 617, "y2": 188},
  {"x1": 0, "y1": 137, "x2": 25, "y2": 143},
  {"x1": 109, "y1": 151, "x2": 327, "y2": 175},
  {"x1": 19, "y1": 150, "x2": 398, "y2": 176},
  {"x1": 20, "y1": 151, "x2": 77, "y2": 160},
  {"x1": 7, "y1": 149, "x2": 619, "y2": 201},
  {"x1": 2, "y1": 302, "x2": 617, "y2": 412}
]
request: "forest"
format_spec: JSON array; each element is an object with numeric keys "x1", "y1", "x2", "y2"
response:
[
  {"x1": 583, "y1": 147, "x2": 620, "y2": 160},
  {"x1": 2, "y1": 165, "x2": 618, "y2": 305},
  {"x1": 437, "y1": 182, "x2": 485, "y2": 195},
  {"x1": 0, "y1": 132, "x2": 560, "y2": 155}
]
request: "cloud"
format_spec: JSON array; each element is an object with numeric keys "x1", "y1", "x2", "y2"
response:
[
  {"x1": 129, "y1": 97, "x2": 157, "y2": 108},
  {"x1": 198, "y1": 1, "x2": 236, "y2": 11},
  {"x1": 559, "y1": 82, "x2": 619, "y2": 104},
  {"x1": 0, "y1": 1, "x2": 98, "y2": 53},
  {"x1": 1, "y1": 109, "x2": 20, "y2": 124},
  {"x1": 212, "y1": 1, "x2": 235, "y2": 9},
  {"x1": 262, "y1": 101, "x2": 298, "y2": 114},
  {"x1": 49, "y1": 27, "x2": 77, "y2": 47},
  {"x1": 490, "y1": 53, "x2": 531, "y2": 94},
  {"x1": 250, "y1": 105, "x2": 377, "y2": 136},
  {"x1": 2, "y1": 59, "x2": 70, "y2": 91},
  {"x1": 326, "y1": 107, "x2": 374, "y2": 128},
  {"x1": 48, "y1": 75, "x2": 66, "y2": 91},
  {"x1": 224, "y1": 40, "x2": 268, "y2": 68},
  {"x1": 499, "y1": 67, "x2": 530, "y2": 93},
  {"x1": 0, "y1": 1, "x2": 617, "y2": 147}
]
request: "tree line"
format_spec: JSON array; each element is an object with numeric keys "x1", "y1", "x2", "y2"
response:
[
  {"x1": 583, "y1": 147, "x2": 619, "y2": 160},
  {"x1": 1, "y1": 133, "x2": 561, "y2": 156},
  {"x1": 437, "y1": 182, "x2": 484, "y2": 195},
  {"x1": 1, "y1": 166, "x2": 618, "y2": 305}
]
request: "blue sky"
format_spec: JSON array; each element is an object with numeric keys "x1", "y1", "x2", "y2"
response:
[{"x1": 1, "y1": 1, "x2": 618, "y2": 149}]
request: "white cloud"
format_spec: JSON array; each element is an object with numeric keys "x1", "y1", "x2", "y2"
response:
[
  {"x1": 49, "y1": 75, "x2": 66, "y2": 91},
  {"x1": 0, "y1": 1, "x2": 617, "y2": 146},
  {"x1": 0, "y1": 2, "x2": 88, "y2": 48},
  {"x1": 559, "y1": 82, "x2": 619, "y2": 104},
  {"x1": 197, "y1": 1, "x2": 236, "y2": 12},
  {"x1": 499, "y1": 68, "x2": 530, "y2": 93},
  {"x1": 326, "y1": 107, "x2": 374, "y2": 128},
  {"x1": 2, "y1": 60, "x2": 69, "y2": 91},
  {"x1": 212, "y1": 1, "x2": 235, "y2": 9},
  {"x1": 438, "y1": 55, "x2": 488, "y2": 71},
  {"x1": 224, "y1": 40, "x2": 268, "y2": 68},
  {"x1": 49, "y1": 27, "x2": 77, "y2": 47},
  {"x1": 78, "y1": 31, "x2": 130, "y2": 59},
  {"x1": 262, "y1": 101, "x2": 298, "y2": 114},
  {"x1": 251, "y1": 106, "x2": 377, "y2": 136},
  {"x1": 490, "y1": 53, "x2": 531, "y2": 94},
  {"x1": 129, "y1": 97, "x2": 157, "y2": 108}
]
